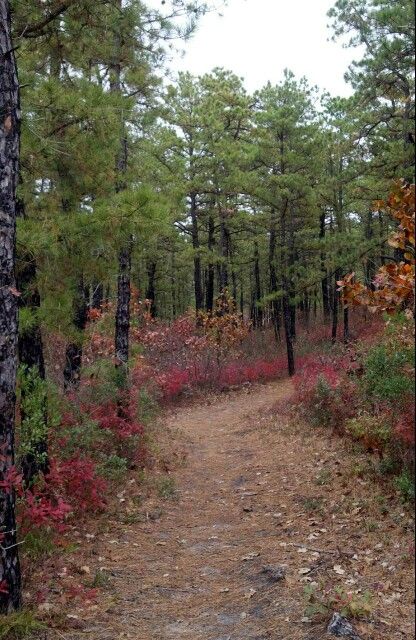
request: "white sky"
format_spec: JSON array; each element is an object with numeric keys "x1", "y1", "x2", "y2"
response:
[{"x1": 154, "y1": 0, "x2": 361, "y2": 96}]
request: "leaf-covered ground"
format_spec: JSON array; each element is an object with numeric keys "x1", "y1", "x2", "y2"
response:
[{"x1": 37, "y1": 380, "x2": 414, "y2": 639}]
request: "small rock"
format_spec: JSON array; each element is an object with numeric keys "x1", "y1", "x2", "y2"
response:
[{"x1": 327, "y1": 612, "x2": 362, "y2": 639}]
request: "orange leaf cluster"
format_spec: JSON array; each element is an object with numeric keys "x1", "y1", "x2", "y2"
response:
[{"x1": 339, "y1": 181, "x2": 415, "y2": 315}]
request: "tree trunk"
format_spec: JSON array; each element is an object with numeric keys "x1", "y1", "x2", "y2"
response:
[
  {"x1": 190, "y1": 192, "x2": 203, "y2": 312},
  {"x1": 111, "y1": 1, "x2": 132, "y2": 369},
  {"x1": 290, "y1": 304, "x2": 296, "y2": 341},
  {"x1": 343, "y1": 304, "x2": 350, "y2": 344},
  {"x1": 319, "y1": 211, "x2": 330, "y2": 320},
  {"x1": 331, "y1": 269, "x2": 341, "y2": 344},
  {"x1": 253, "y1": 241, "x2": 263, "y2": 328},
  {"x1": 281, "y1": 204, "x2": 295, "y2": 376},
  {"x1": 205, "y1": 214, "x2": 215, "y2": 312},
  {"x1": 0, "y1": 0, "x2": 22, "y2": 611},
  {"x1": 219, "y1": 207, "x2": 229, "y2": 292},
  {"x1": 170, "y1": 250, "x2": 176, "y2": 319},
  {"x1": 115, "y1": 244, "x2": 132, "y2": 364},
  {"x1": 282, "y1": 293, "x2": 295, "y2": 377}
]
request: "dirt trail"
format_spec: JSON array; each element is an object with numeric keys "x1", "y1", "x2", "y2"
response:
[{"x1": 50, "y1": 380, "x2": 414, "y2": 640}]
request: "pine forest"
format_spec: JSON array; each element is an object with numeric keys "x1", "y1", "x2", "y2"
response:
[{"x1": 0, "y1": 1, "x2": 414, "y2": 638}]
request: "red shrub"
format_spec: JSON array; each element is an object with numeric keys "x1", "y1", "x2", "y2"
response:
[
  {"x1": 46, "y1": 458, "x2": 107, "y2": 513},
  {"x1": 21, "y1": 493, "x2": 72, "y2": 533},
  {"x1": 92, "y1": 400, "x2": 144, "y2": 440}
]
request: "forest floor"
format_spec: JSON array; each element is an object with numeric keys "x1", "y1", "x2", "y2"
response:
[{"x1": 42, "y1": 379, "x2": 414, "y2": 640}]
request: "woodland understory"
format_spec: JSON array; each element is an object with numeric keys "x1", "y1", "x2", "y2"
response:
[{"x1": 0, "y1": 0, "x2": 415, "y2": 638}]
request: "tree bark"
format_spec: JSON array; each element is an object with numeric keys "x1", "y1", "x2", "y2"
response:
[
  {"x1": 331, "y1": 269, "x2": 341, "y2": 344},
  {"x1": 252, "y1": 241, "x2": 263, "y2": 328},
  {"x1": 0, "y1": 0, "x2": 22, "y2": 611},
  {"x1": 281, "y1": 205, "x2": 295, "y2": 376},
  {"x1": 111, "y1": 0, "x2": 132, "y2": 369},
  {"x1": 115, "y1": 244, "x2": 132, "y2": 364},
  {"x1": 219, "y1": 207, "x2": 229, "y2": 292},
  {"x1": 343, "y1": 304, "x2": 350, "y2": 344},
  {"x1": 319, "y1": 210, "x2": 330, "y2": 320}
]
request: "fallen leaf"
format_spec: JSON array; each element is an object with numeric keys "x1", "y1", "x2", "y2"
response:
[{"x1": 333, "y1": 565, "x2": 345, "y2": 575}]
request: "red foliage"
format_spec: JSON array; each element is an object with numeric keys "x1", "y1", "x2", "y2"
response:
[
  {"x1": 92, "y1": 400, "x2": 144, "y2": 440},
  {"x1": 21, "y1": 492, "x2": 72, "y2": 533},
  {"x1": 46, "y1": 458, "x2": 107, "y2": 513}
]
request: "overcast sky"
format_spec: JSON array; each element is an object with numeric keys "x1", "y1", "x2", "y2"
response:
[{"x1": 153, "y1": 0, "x2": 361, "y2": 96}]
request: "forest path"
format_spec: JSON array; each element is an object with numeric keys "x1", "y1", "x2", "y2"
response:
[{"x1": 52, "y1": 379, "x2": 414, "y2": 640}]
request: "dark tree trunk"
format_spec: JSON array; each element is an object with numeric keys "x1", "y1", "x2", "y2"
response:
[
  {"x1": 115, "y1": 244, "x2": 132, "y2": 365},
  {"x1": 170, "y1": 251, "x2": 176, "y2": 319},
  {"x1": 319, "y1": 211, "x2": 330, "y2": 321},
  {"x1": 281, "y1": 204, "x2": 295, "y2": 376},
  {"x1": 269, "y1": 208, "x2": 281, "y2": 341},
  {"x1": 146, "y1": 259, "x2": 157, "y2": 318},
  {"x1": 231, "y1": 270, "x2": 237, "y2": 305},
  {"x1": 111, "y1": 3, "x2": 132, "y2": 369},
  {"x1": 239, "y1": 274, "x2": 244, "y2": 315},
  {"x1": 63, "y1": 281, "x2": 88, "y2": 388},
  {"x1": 290, "y1": 304, "x2": 296, "y2": 340},
  {"x1": 190, "y1": 192, "x2": 203, "y2": 312},
  {"x1": 282, "y1": 293, "x2": 295, "y2": 377},
  {"x1": 17, "y1": 251, "x2": 48, "y2": 485},
  {"x1": 303, "y1": 292, "x2": 310, "y2": 327},
  {"x1": 0, "y1": 0, "x2": 22, "y2": 611},
  {"x1": 331, "y1": 269, "x2": 341, "y2": 344},
  {"x1": 219, "y1": 208, "x2": 229, "y2": 292},
  {"x1": 343, "y1": 304, "x2": 350, "y2": 344},
  {"x1": 205, "y1": 214, "x2": 215, "y2": 312},
  {"x1": 365, "y1": 209, "x2": 376, "y2": 289},
  {"x1": 253, "y1": 241, "x2": 263, "y2": 328}
]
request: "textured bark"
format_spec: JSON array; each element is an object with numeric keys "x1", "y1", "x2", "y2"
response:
[
  {"x1": 280, "y1": 206, "x2": 295, "y2": 376},
  {"x1": 252, "y1": 242, "x2": 263, "y2": 328},
  {"x1": 115, "y1": 245, "x2": 132, "y2": 364},
  {"x1": 343, "y1": 304, "x2": 350, "y2": 344},
  {"x1": 365, "y1": 209, "x2": 376, "y2": 289},
  {"x1": 0, "y1": 0, "x2": 22, "y2": 611},
  {"x1": 331, "y1": 269, "x2": 341, "y2": 344},
  {"x1": 111, "y1": 0, "x2": 132, "y2": 368},
  {"x1": 219, "y1": 208, "x2": 229, "y2": 292},
  {"x1": 319, "y1": 210, "x2": 330, "y2": 320}
]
